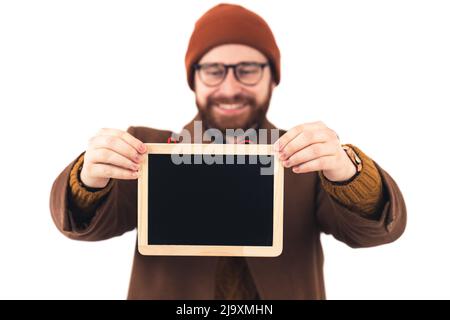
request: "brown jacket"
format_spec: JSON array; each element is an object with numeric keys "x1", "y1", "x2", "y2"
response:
[{"x1": 49, "y1": 116, "x2": 406, "y2": 299}]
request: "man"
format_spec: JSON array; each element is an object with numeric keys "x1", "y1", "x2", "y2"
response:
[{"x1": 50, "y1": 4, "x2": 406, "y2": 299}]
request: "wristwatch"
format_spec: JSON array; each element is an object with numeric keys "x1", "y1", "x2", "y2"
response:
[{"x1": 342, "y1": 145, "x2": 363, "y2": 173}]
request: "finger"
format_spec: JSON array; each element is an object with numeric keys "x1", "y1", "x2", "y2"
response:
[
  {"x1": 98, "y1": 128, "x2": 147, "y2": 154},
  {"x1": 90, "y1": 135, "x2": 144, "y2": 164},
  {"x1": 282, "y1": 142, "x2": 337, "y2": 168},
  {"x1": 279, "y1": 128, "x2": 334, "y2": 161},
  {"x1": 88, "y1": 163, "x2": 140, "y2": 180},
  {"x1": 273, "y1": 121, "x2": 325, "y2": 152},
  {"x1": 292, "y1": 155, "x2": 335, "y2": 174},
  {"x1": 90, "y1": 148, "x2": 141, "y2": 171}
]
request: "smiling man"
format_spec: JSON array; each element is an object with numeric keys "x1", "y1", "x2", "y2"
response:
[
  {"x1": 50, "y1": 4, "x2": 407, "y2": 299},
  {"x1": 194, "y1": 45, "x2": 273, "y2": 135}
]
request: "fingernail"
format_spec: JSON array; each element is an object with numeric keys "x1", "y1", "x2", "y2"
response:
[
  {"x1": 283, "y1": 160, "x2": 290, "y2": 168},
  {"x1": 139, "y1": 144, "x2": 147, "y2": 153},
  {"x1": 131, "y1": 164, "x2": 139, "y2": 170}
]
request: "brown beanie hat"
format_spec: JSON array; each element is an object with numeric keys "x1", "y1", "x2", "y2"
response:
[{"x1": 185, "y1": 3, "x2": 281, "y2": 91}]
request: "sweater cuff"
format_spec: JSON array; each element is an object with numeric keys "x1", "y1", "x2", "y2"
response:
[
  {"x1": 319, "y1": 145, "x2": 383, "y2": 216},
  {"x1": 68, "y1": 153, "x2": 114, "y2": 212}
]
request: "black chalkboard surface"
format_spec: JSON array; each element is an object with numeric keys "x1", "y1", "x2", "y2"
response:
[{"x1": 138, "y1": 143, "x2": 284, "y2": 257}]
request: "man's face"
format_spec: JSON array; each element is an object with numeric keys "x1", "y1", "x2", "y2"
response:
[{"x1": 195, "y1": 44, "x2": 275, "y2": 133}]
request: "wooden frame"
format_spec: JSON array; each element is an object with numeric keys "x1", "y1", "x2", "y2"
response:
[{"x1": 138, "y1": 143, "x2": 284, "y2": 257}]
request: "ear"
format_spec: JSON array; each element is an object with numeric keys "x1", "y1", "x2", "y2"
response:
[
  {"x1": 192, "y1": 71, "x2": 197, "y2": 91},
  {"x1": 271, "y1": 80, "x2": 276, "y2": 90}
]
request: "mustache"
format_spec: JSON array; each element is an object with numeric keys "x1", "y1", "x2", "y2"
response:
[{"x1": 206, "y1": 94, "x2": 256, "y2": 107}]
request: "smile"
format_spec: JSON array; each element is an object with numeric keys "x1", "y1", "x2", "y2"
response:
[
  {"x1": 215, "y1": 103, "x2": 248, "y2": 115},
  {"x1": 216, "y1": 103, "x2": 247, "y2": 110}
]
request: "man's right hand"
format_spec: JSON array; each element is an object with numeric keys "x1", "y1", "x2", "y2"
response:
[{"x1": 80, "y1": 128, "x2": 148, "y2": 188}]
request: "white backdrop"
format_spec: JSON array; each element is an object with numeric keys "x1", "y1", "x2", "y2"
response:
[{"x1": 1, "y1": 0, "x2": 449, "y2": 299}]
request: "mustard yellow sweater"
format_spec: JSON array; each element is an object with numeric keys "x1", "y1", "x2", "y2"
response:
[{"x1": 68, "y1": 144, "x2": 383, "y2": 300}]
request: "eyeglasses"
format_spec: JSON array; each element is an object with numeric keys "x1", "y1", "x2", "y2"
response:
[{"x1": 194, "y1": 62, "x2": 269, "y2": 87}]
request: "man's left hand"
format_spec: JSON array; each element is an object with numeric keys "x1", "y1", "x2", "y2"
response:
[{"x1": 273, "y1": 121, "x2": 356, "y2": 182}]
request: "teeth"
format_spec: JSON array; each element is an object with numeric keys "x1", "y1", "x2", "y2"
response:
[{"x1": 217, "y1": 104, "x2": 245, "y2": 110}]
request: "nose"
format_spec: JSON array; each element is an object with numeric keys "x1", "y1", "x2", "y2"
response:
[{"x1": 218, "y1": 68, "x2": 242, "y2": 96}]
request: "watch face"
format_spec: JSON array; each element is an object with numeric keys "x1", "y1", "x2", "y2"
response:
[{"x1": 343, "y1": 146, "x2": 362, "y2": 172}]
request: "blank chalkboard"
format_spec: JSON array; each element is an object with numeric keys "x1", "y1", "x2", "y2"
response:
[{"x1": 138, "y1": 143, "x2": 284, "y2": 257}]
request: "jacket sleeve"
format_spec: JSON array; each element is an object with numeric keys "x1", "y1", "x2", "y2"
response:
[
  {"x1": 49, "y1": 127, "x2": 140, "y2": 241},
  {"x1": 315, "y1": 162, "x2": 407, "y2": 248},
  {"x1": 318, "y1": 144, "x2": 383, "y2": 216}
]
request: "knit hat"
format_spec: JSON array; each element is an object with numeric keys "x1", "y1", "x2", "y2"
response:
[{"x1": 185, "y1": 3, "x2": 281, "y2": 91}]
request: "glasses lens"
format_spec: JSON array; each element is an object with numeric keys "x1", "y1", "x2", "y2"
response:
[
  {"x1": 236, "y1": 63, "x2": 263, "y2": 85},
  {"x1": 199, "y1": 64, "x2": 226, "y2": 86}
]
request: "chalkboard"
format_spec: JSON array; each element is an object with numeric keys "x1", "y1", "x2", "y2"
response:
[{"x1": 138, "y1": 143, "x2": 284, "y2": 257}]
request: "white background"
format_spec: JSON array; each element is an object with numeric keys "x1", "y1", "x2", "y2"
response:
[{"x1": 1, "y1": 0, "x2": 449, "y2": 299}]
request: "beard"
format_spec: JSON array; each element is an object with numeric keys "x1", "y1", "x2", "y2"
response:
[{"x1": 196, "y1": 87, "x2": 272, "y2": 134}]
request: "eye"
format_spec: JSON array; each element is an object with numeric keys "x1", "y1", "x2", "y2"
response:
[
  {"x1": 203, "y1": 65, "x2": 225, "y2": 77},
  {"x1": 207, "y1": 70, "x2": 224, "y2": 76},
  {"x1": 238, "y1": 65, "x2": 259, "y2": 76},
  {"x1": 240, "y1": 69, "x2": 258, "y2": 75}
]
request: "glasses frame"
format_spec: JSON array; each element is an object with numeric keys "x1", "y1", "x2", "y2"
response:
[{"x1": 194, "y1": 62, "x2": 269, "y2": 87}]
